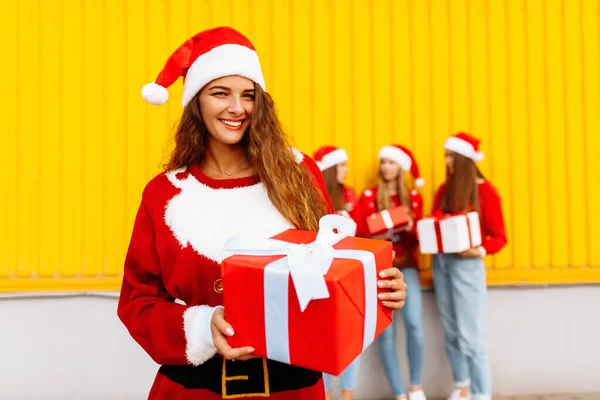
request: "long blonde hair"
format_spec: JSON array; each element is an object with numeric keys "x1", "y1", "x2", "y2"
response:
[
  {"x1": 376, "y1": 173, "x2": 410, "y2": 212},
  {"x1": 165, "y1": 84, "x2": 330, "y2": 231}
]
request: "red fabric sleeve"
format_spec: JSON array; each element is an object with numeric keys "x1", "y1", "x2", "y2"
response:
[
  {"x1": 480, "y1": 184, "x2": 508, "y2": 254},
  {"x1": 353, "y1": 191, "x2": 376, "y2": 238},
  {"x1": 399, "y1": 191, "x2": 423, "y2": 245},
  {"x1": 344, "y1": 186, "x2": 360, "y2": 220},
  {"x1": 344, "y1": 187, "x2": 358, "y2": 210},
  {"x1": 411, "y1": 191, "x2": 424, "y2": 221},
  {"x1": 118, "y1": 198, "x2": 218, "y2": 366},
  {"x1": 118, "y1": 200, "x2": 190, "y2": 365}
]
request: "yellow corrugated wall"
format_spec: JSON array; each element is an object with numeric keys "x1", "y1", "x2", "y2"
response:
[{"x1": 2, "y1": 0, "x2": 599, "y2": 292}]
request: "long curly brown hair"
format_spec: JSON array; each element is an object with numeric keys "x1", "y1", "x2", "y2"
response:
[{"x1": 164, "y1": 83, "x2": 329, "y2": 231}]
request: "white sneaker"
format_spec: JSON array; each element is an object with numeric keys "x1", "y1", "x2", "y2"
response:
[
  {"x1": 447, "y1": 389, "x2": 470, "y2": 400},
  {"x1": 447, "y1": 389, "x2": 460, "y2": 400},
  {"x1": 408, "y1": 390, "x2": 427, "y2": 400}
]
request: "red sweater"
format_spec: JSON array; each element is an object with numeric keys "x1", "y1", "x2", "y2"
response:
[
  {"x1": 344, "y1": 186, "x2": 358, "y2": 213},
  {"x1": 431, "y1": 181, "x2": 507, "y2": 255},
  {"x1": 117, "y1": 153, "x2": 331, "y2": 400},
  {"x1": 353, "y1": 187, "x2": 423, "y2": 268}
]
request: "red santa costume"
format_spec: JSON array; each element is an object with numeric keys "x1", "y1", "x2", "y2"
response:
[
  {"x1": 354, "y1": 145, "x2": 425, "y2": 268},
  {"x1": 118, "y1": 27, "x2": 333, "y2": 399}
]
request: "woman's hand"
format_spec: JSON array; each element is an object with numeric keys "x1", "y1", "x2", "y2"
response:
[
  {"x1": 405, "y1": 214, "x2": 414, "y2": 231},
  {"x1": 457, "y1": 247, "x2": 483, "y2": 258},
  {"x1": 376, "y1": 267, "x2": 407, "y2": 310},
  {"x1": 211, "y1": 308, "x2": 256, "y2": 361}
]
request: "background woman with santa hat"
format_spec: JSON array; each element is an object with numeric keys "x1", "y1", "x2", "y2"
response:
[
  {"x1": 117, "y1": 26, "x2": 407, "y2": 400},
  {"x1": 313, "y1": 145, "x2": 360, "y2": 400},
  {"x1": 354, "y1": 145, "x2": 427, "y2": 400},
  {"x1": 313, "y1": 146, "x2": 359, "y2": 220},
  {"x1": 431, "y1": 132, "x2": 507, "y2": 400}
]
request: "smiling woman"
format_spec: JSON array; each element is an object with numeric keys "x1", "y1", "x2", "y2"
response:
[
  {"x1": 122, "y1": 27, "x2": 336, "y2": 400},
  {"x1": 162, "y1": 73, "x2": 329, "y2": 231},
  {"x1": 118, "y1": 25, "x2": 410, "y2": 400},
  {"x1": 201, "y1": 80, "x2": 255, "y2": 147}
]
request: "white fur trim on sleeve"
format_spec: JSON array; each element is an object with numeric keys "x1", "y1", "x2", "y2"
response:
[{"x1": 183, "y1": 305, "x2": 222, "y2": 366}]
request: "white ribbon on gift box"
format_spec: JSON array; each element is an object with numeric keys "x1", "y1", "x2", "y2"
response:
[
  {"x1": 222, "y1": 214, "x2": 379, "y2": 365},
  {"x1": 380, "y1": 209, "x2": 394, "y2": 229}
]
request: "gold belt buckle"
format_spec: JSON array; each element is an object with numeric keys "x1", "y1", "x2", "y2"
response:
[{"x1": 221, "y1": 357, "x2": 270, "y2": 398}]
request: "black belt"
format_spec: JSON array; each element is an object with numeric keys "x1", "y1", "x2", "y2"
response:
[{"x1": 158, "y1": 357, "x2": 321, "y2": 397}]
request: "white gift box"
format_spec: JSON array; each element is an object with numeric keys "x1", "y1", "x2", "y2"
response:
[{"x1": 417, "y1": 212, "x2": 482, "y2": 254}]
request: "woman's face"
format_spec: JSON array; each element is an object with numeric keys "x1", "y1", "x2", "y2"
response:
[
  {"x1": 336, "y1": 162, "x2": 348, "y2": 185},
  {"x1": 379, "y1": 158, "x2": 401, "y2": 182},
  {"x1": 444, "y1": 150, "x2": 455, "y2": 175},
  {"x1": 198, "y1": 75, "x2": 256, "y2": 146}
]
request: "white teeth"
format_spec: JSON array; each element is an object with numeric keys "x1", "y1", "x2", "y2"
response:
[{"x1": 220, "y1": 119, "x2": 242, "y2": 127}]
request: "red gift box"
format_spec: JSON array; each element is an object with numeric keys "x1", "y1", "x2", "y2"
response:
[
  {"x1": 221, "y1": 216, "x2": 393, "y2": 375},
  {"x1": 366, "y1": 205, "x2": 411, "y2": 235}
]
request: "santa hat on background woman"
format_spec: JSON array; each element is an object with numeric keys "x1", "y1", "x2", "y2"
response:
[
  {"x1": 444, "y1": 132, "x2": 484, "y2": 162},
  {"x1": 313, "y1": 146, "x2": 349, "y2": 171},
  {"x1": 378, "y1": 145, "x2": 425, "y2": 188},
  {"x1": 141, "y1": 26, "x2": 266, "y2": 108}
]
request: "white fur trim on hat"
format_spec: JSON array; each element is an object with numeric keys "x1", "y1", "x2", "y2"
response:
[
  {"x1": 316, "y1": 148, "x2": 348, "y2": 171},
  {"x1": 142, "y1": 82, "x2": 169, "y2": 105},
  {"x1": 182, "y1": 44, "x2": 266, "y2": 108},
  {"x1": 291, "y1": 147, "x2": 304, "y2": 164},
  {"x1": 378, "y1": 146, "x2": 412, "y2": 172},
  {"x1": 444, "y1": 137, "x2": 484, "y2": 162}
]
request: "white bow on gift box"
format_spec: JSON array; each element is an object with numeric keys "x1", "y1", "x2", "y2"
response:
[{"x1": 222, "y1": 214, "x2": 379, "y2": 364}]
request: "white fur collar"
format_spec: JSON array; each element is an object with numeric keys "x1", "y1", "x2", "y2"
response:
[{"x1": 164, "y1": 168, "x2": 294, "y2": 263}]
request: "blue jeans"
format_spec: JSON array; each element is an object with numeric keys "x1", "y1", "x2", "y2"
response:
[
  {"x1": 377, "y1": 267, "x2": 425, "y2": 397},
  {"x1": 323, "y1": 356, "x2": 360, "y2": 391},
  {"x1": 433, "y1": 254, "x2": 491, "y2": 400}
]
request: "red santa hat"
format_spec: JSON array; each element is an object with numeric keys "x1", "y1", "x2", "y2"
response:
[
  {"x1": 313, "y1": 146, "x2": 349, "y2": 171},
  {"x1": 444, "y1": 132, "x2": 484, "y2": 162},
  {"x1": 141, "y1": 26, "x2": 266, "y2": 108},
  {"x1": 378, "y1": 145, "x2": 425, "y2": 188}
]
